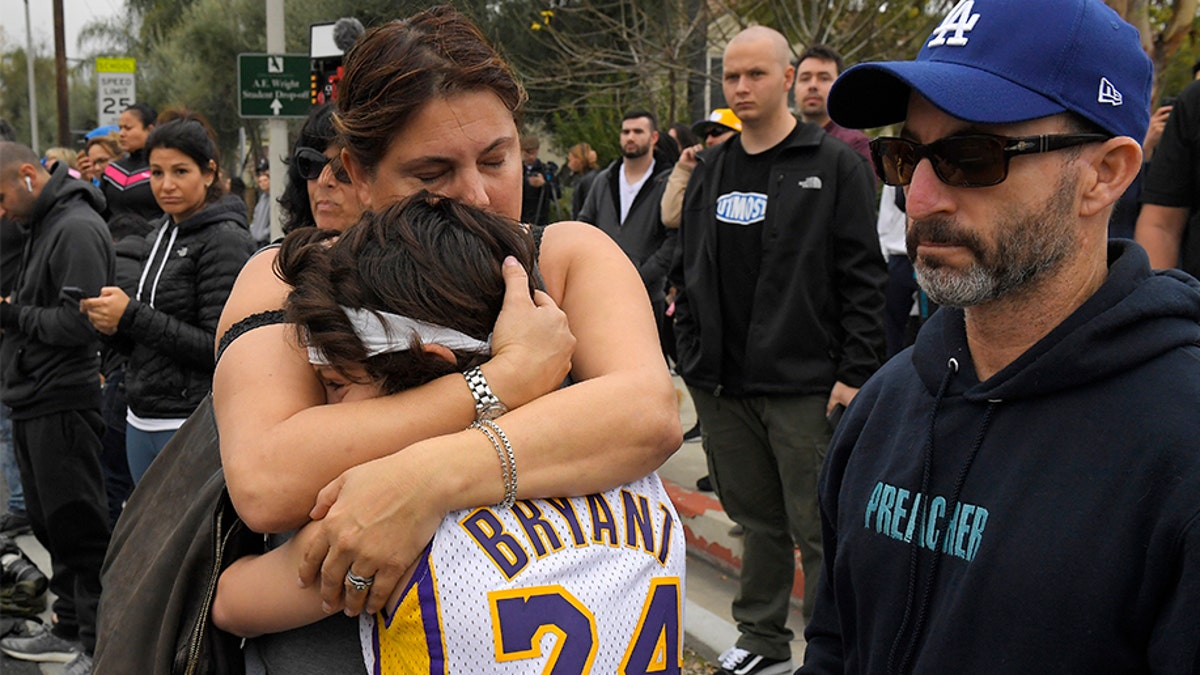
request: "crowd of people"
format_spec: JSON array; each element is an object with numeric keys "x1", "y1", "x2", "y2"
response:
[{"x1": 1, "y1": 0, "x2": 1199, "y2": 673}]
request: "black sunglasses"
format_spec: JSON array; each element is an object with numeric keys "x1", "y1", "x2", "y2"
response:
[
  {"x1": 706, "y1": 128, "x2": 732, "y2": 138},
  {"x1": 869, "y1": 133, "x2": 1110, "y2": 188},
  {"x1": 293, "y1": 146, "x2": 351, "y2": 183}
]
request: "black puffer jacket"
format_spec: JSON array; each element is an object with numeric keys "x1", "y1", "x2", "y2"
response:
[{"x1": 115, "y1": 195, "x2": 255, "y2": 419}]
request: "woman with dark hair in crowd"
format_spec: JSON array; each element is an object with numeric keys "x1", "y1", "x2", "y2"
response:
[
  {"x1": 668, "y1": 122, "x2": 700, "y2": 152},
  {"x1": 82, "y1": 110, "x2": 257, "y2": 483},
  {"x1": 277, "y1": 102, "x2": 363, "y2": 234},
  {"x1": 211, "y1": 6, "x2": 679, "y2": 669},
  {"x1": 655, "y1": 130, "x2": 681, "y2": 168},
  {"x1": 101, "y1": 102, "x2": 163, "y2": 222}
]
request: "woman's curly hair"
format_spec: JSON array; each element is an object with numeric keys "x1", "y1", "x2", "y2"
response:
[{"x1": 275, "y1": 192, "x2": 538, "y2": 395}]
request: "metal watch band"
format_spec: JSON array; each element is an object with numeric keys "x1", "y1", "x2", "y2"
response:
[{"x1": 463, "y1": 366, "x2": 507, "y2": 421}]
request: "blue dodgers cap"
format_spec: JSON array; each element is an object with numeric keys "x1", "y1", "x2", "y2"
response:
[{"x1": 827, "y1": 0, "x2": 1152, "y2": 141}]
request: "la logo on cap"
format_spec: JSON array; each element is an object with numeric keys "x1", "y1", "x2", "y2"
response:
[{"x1": 928, "y1": 0, "x2": 981, "y2": 47}]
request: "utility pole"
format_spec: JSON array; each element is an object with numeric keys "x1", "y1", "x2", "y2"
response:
[
  {"x1": 266, "y1": 0, "x2": 286, "y2": 242},
  {"x1": 53, "y1": 0, "x2": 69, "y2": 146},
  {"x1": 23, "y1": 0, "x2": 39, "y2": 152}
]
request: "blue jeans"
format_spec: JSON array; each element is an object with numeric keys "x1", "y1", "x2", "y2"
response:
[
  {"x1": 125, "y1": 426, "x2": 177, "y2": 484},
  {"x1": 0, "y1": 404, "x2": 23, "y2": 514}
]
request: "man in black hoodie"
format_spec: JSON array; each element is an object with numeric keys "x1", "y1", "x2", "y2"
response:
[
  {"x1": 801, "y1": 0, "x2": 1200, "y2": 673},
  {"x1": 0, "y1": 142, "x2": 115, "y2": 673}
]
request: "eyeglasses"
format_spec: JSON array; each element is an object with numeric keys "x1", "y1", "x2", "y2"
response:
[
  {"x1": 706, "y1": 128, "x2": 732, "y2": 139},
  {"x1": 293, "y1": 146, "x2": 351, "y2": 184},
  {"x1": 869, "y1": 133, "x2": 1109, "y2": 188}
]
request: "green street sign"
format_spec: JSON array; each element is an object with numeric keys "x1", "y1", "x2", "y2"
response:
[{"x1": 238, "y1": 53, "x2": 311, "y2": 118}]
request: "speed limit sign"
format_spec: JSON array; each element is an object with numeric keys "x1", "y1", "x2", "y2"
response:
[{"x1": 97, "y1": 57, "x2": 137, "y2": 128}]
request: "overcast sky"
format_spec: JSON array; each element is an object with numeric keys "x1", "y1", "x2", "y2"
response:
[{"x1": 0, "y1": 0, "x2": 127, "y2": 62}]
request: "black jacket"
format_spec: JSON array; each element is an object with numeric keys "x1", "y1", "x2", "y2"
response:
[
  {"x1": 578, "y1": 160, "x2": 676, "y2": 302},
  {"x1": 0, "y1": 163, "x2": 115, "y2": 418},
  {"x1": 570, "y1": 168, "x2": 599, "y2": 220},
  {"x1": 114, "y1": 195, "x2": 255, "y2": 419},
  {"x1": 0, "y1": 217, "x2": 25, "y2": 295},
  {"x1": 102, "y1": 148, "x2": 163, "y2": 223},
  {"x1": 672, "y1": 123, "x2": 886, "y2": 396},
  {"x1": 802, "y1": 242, "x2": 1200, "y2": 674}
]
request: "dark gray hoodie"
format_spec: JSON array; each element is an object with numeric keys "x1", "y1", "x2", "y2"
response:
[{"x1": 0, "y1": 162, "x2": 115, "y2": 418}]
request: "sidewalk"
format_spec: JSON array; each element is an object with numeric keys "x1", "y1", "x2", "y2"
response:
[{"x1": 1, "y1": 374, "x2": 809, "y2": 672}]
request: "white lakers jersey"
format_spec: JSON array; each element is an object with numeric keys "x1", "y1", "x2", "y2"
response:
[{"x1": 360, "y1": 472, "x2": 685, "y2": 674}]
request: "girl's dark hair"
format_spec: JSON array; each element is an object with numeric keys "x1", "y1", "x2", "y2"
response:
[
  {"x1": 280, "y1": 103, "x2": 338, "y2": 233},
  {"x1": 335, "y1": 5, "x2": 526, "y2": 177},
  {"x1": 123, "y1": 102, "x2": 158, "y2": 129},
  {"x1": 276, "y1": 192, "x2": 538, "y2": 395},
  {"x1": 144, "y1": 109, "x2": 223, "y2": 204}
]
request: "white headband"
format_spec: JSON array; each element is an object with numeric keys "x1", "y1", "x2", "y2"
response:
[{"x1": 306, "y1": 306, "x2": 492, "y2": 366}]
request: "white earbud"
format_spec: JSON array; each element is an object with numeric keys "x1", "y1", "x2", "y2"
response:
[{"x1": 25, "y1": 176, "x2": 33, "y2": 192}]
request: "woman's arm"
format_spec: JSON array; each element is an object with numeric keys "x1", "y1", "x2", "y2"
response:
[
  {"x1": 660, "y1": 148, "x2": 697, "y2": 229},
  {"x1": 215, "y1": 250, "x2": 575, "y2": 533},
  {"x1": 298, "y1": 222, "x2": 683, "y2": 616}
]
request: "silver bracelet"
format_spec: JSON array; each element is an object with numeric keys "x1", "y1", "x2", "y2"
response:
[
  {"x1": 470, "y1": 421, "x2": 516, "y2": 509},
  {"x1": 480, "y1": 419, "x2": 517, "y2": 507}
]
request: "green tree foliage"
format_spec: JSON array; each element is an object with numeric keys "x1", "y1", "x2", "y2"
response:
[
  {"x1": 138, "y1": 0, "x2": 264, "y2": 174},
  {"x1": 0, "y1": 45, "x2": 59, "y2": 149},
  {"x1": 503, "y1": 0, "x2": 711, "y2": 131},
  {"x1": 0, "y1": 39, "x2": 94, "y2": 151}
]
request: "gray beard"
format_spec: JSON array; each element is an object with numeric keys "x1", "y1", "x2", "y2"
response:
[
  {"x1": 911, "y1": 169, "x2": 1078, "y2": 308},
  {"x1": 916, "y1": 263, "x2": 1003, "y2": 308}
]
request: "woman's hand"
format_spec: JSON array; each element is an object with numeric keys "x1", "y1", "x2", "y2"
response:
[
  {"x1": 80, "y1": 286, "x2": 131, "y2": 335},
  {"x1": 484, "y1": 256, "x2": 574, "y2": 408},
  {"x1": 297, "y1": 442, "x2": 450, "y2": 617}
]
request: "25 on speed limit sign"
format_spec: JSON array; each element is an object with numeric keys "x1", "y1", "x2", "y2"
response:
[{"x1": 97, "y1": 58, "x2": 137, "y2": 128}]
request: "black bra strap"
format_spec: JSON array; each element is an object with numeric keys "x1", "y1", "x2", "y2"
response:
[{"x1": 216, "y1": 309, "x2": 288, "y2": 364}]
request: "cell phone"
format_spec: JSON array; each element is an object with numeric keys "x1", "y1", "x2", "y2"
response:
[
  {"x1": 61, "y1": 286, "x2": 89, "y2": 303},
  {"x1": 1162, "y1": 96, "x2": 1178, "y2": 108},
  {"x1": 827, "y1": 402, "x2": 846, "y2": 431}
]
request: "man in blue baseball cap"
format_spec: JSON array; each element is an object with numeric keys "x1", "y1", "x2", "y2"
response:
[{"x1": 799, "y1": 0, "x2": 1200, "y2": 673}]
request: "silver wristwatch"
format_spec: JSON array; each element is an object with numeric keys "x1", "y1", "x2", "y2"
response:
[{"x1": 463, "y1": 366, "x2": 508, "y2": 421}]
